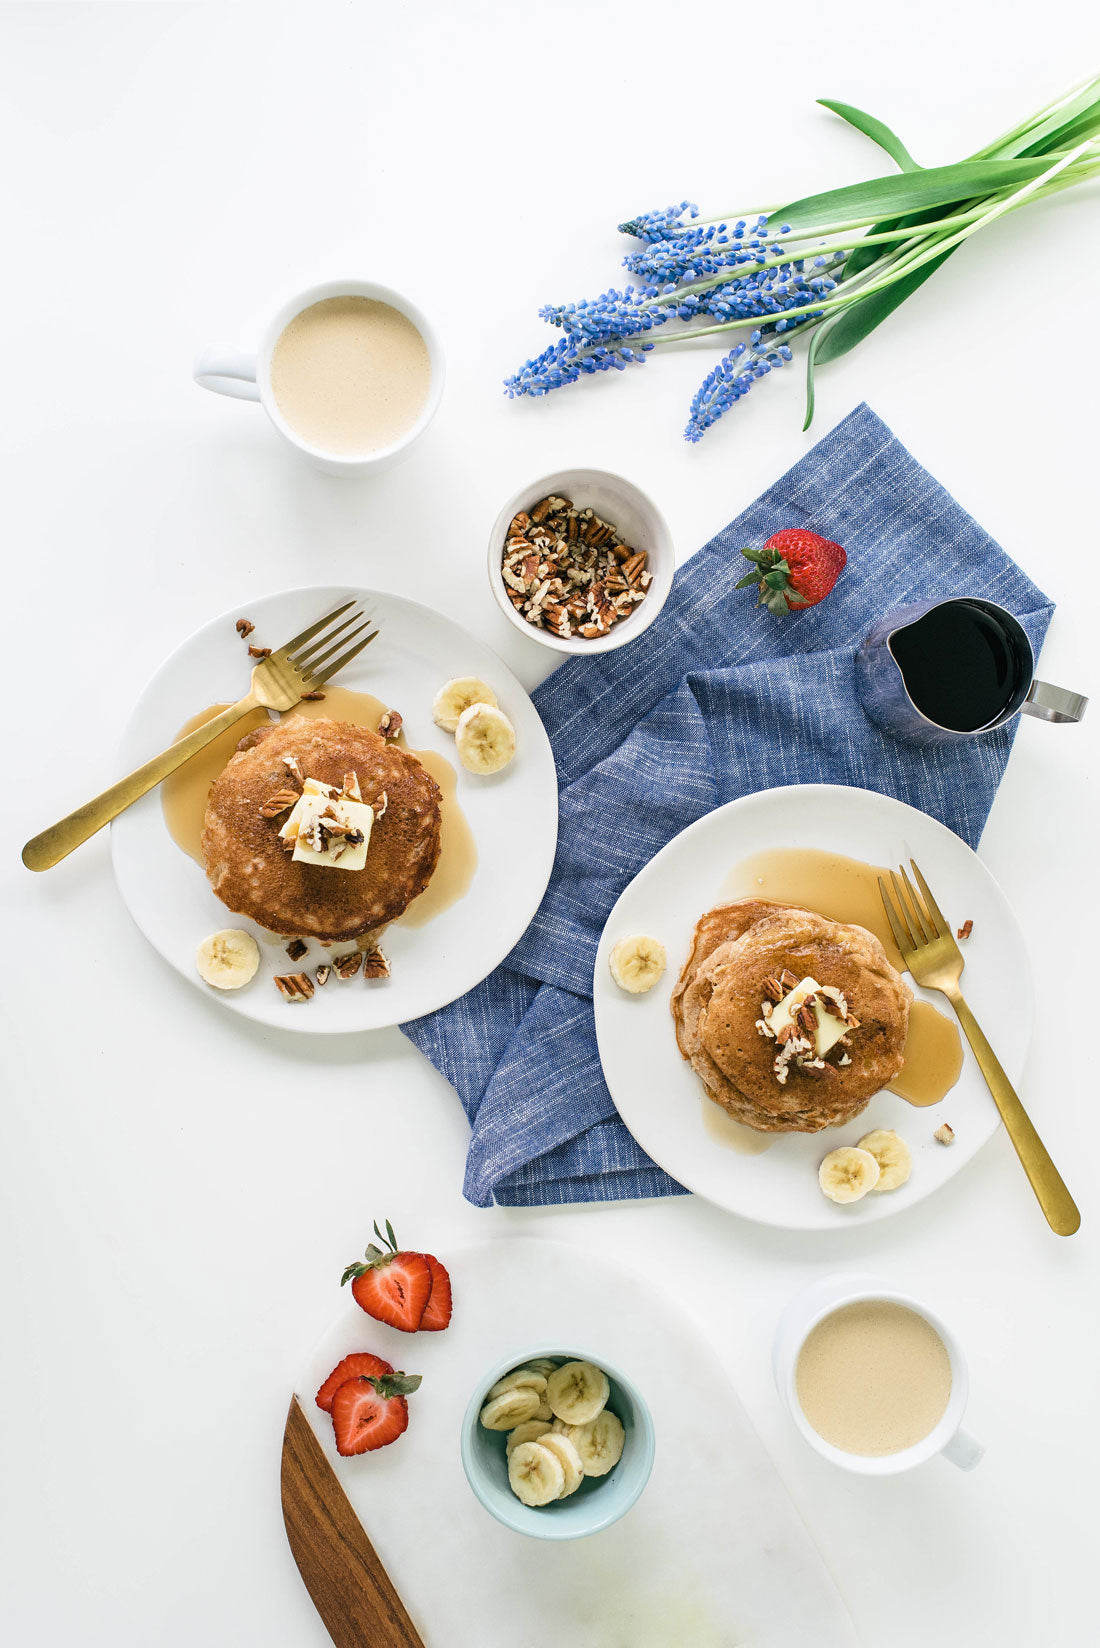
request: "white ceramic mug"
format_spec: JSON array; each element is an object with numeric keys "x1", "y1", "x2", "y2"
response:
[
  {"x1": 773, "y1": 1273, "x2": 984, "y2": 1475},
  {"x1": 192, "y1": 278, "x2": 445, "y2": 476}
]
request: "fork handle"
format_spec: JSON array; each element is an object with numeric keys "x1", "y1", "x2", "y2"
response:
[
  {"x1": 948, "y1": 989, "x2": 1080, "y2": 1236},
  {"x1": 21, "y1": 695, "x2": 260, "y2": 871}
]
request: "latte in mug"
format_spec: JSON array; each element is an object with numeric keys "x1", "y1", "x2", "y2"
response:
[
  {"x1": 269, "y1": 295, "x2": 432, "y2": 456},
  {"x1": 795, "y1": 1299, "x2": 952, "y2": 1457}
]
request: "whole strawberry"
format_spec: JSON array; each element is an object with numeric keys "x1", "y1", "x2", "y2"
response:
[{"x1": 736, "y1": 528, "x2": 847, "y2": 615}]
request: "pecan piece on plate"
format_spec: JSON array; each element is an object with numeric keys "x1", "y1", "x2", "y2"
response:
[{"x1": 274, "y1": 973, "x2": 314, "y2": 1002}]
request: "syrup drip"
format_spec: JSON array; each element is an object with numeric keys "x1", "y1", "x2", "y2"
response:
[{"x1": 722, "y1": 846, "x2": 963, "y2": 1106}]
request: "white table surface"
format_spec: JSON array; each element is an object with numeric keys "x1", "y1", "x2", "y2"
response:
[{"x1": 2, "y1": 4, "x2": 1097, "y2": 1645}]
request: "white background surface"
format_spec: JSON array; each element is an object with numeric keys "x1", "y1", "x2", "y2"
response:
[{"x1": 1, "y1": 4, "x2": 1097, "y2": 1645}]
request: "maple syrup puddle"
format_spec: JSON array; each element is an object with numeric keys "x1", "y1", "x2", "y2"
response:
[
  {"x1": 700, "y1": 1098, "x2": 773, "y2": 1155},
  {"x1": 160, "y1": 686, "x2": 476, "y2": 927},
  {"x1": 722, "y1": 846, "x2": 963, "y2": 1107}
]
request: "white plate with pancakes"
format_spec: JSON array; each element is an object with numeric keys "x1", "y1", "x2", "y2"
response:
[
  {"x1": 594, "y1": 785, "x2": 1032, "y2": 1229},
  {"x1": 111, "y1": 586, "x2": 559, "y2": 1032}
]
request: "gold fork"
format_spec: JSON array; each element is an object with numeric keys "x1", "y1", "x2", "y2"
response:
[
  {"x1": 22, "y1": 600, "x2": 378, "y2": 872},
  {"x1": 879, "y1": 861, "x2": 1079, "y2": 1237}
]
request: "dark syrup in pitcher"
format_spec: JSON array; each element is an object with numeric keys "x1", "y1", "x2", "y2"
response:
[{"x1": 889, "y1": 600, "x2": 1030, "y2": 732}]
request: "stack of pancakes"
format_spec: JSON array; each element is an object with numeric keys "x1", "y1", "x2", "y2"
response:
[
  {"x1": 672, "y1": 899, "x2": 911, "y2": 1133},
  {"x1": 201, "y1": 717, "x2": 442, "y2": 942}
]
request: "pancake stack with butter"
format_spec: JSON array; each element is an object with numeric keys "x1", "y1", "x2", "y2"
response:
[
  {"x1": 201, "y1": 717, "x2": 442, "y2": 942},
  {"x1": 672, "y1": 899, "x2": 911, "y2": 1133}
]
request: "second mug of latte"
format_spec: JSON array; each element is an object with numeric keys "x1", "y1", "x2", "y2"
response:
[
  {"x1": 773, "y1": 1273, "x2": 983, "y2": 1474},
  {"x1": 193, "y1": 278, "x2": 444, "y2": 476}
]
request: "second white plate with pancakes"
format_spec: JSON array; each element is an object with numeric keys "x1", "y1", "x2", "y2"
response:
[
  {"x1": 594, "y1": 785, "x2": 1032, "y2": 1229},
  {"x1": 111, "y1": 586, "x2": 558, "y2": 1033}
]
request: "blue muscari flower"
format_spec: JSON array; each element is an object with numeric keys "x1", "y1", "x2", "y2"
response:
[
  {"x1": 665, "y1": 258, "x2": 837, "y2": 329},
  {"x1": 539, "y1": 286, "x2": 672, "y2": 344},
  {"x1": 683, "y1": 329, "x2": 802, "y2": 443},
  {"x1": 504, "y1": 336, "x2": 653, "y2": 399},
  {"x1": 623, "y1": 218, "x2": 774, "y2": 284},
  {"x1": 617, "y1": 201, "x2": 699, "y2": 241}
]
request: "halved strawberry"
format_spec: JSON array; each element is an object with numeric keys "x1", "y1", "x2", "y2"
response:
[
  {"x1": 330, "y1": 1372, "x2": 421, "y2": 1456},
  {"x1": 342, "y1": 1220, "x2": 432, "y2": 1333},
  {"x1": 315, "y1": 1352, "x2": 395, "y2": 1414},
  {"x1": 419, "y1": 1254, "x2": 453, "y2": 1332}
]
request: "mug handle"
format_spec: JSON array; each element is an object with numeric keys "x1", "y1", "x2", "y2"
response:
[
  {"x1": 940, "y1": 1425, "x2": 984, "y2": 1470},
  {"x1": 1021, "y1": 680, "x2": 1088, "y2": 723},
  {"x1": 192, "y1": 346, "x2": 261, "y2": 402}
]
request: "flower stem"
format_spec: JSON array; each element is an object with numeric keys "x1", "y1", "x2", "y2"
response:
[
  {"x1": 644, "y1": 204, "x2": 996, "y2": 311},
  {"x1": 966, "y1": 70, "x2": 1100, "y2": 161}
]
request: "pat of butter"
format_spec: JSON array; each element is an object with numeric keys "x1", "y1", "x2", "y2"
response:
[
  {"x1": 279, "y1": 791, "x2": 374, "y2": 871},
  {"x1": 768, "y1": 975, "x2": 849, "y2": 1056}
]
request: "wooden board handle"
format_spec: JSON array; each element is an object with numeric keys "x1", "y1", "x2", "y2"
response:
[{"x1": 281, "y1": 1395, "x2": 426, "y2": 1648}]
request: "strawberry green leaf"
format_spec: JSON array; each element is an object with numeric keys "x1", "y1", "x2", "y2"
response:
[
  {"x1": 734, "y1": 571, "x2": 760, "y2": 589},
  {"x1": 370, "y1": 1373, "x2": 423, "y2": 1397}
]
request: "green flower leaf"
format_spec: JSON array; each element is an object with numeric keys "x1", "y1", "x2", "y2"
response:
[
  {"x1": 813, "y1": 247, "x2": 959, "y2": 369},
  {"x1": 802, "y1": 318, "x2": 834, "y2": 431},
  {"x1": 777, "y1": 156, "x2": 1057, "y2": 232},
  {"x1": 817, "y1": 99, "x2": 921, "y2": 172},
  {"x1": 1007, "y1": 89, "x2": 1100, "y2": 157},
  {"x1": 734, "y1": 571, "x2": 760, "y2": 589}
]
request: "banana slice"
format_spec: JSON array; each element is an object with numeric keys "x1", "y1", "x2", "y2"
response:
[
  {"x1": 857, "y1": 1129, "x2": 912, "y2": 1192},
  {"x1": 479, "y1": 1388, "x2": 541, "y2": 1431},
  {"x1": 488, "y1": 1368, "x2": 548, "y2": 1399},
  {"x1": 508, "y1": 1440, "x2": 565, "y2": 1507},
  {"x1": 819, "y1": 1145, "x2": 880, "y2": 1204},
  {"x1": 454, "y1": 702, "x2": 516, "y2": 775},
  {"x1": 608, "y1": 935, "x2": 667, "y2": 995},
  {"x1": 550, "y1": 1417, "x2": 572, "y2": 1436},
  {"x1": 546, "y1": 1360, "x2": 610, "y2": 1425},
  {"x1": 506, "y1": 1420, "x2": 552, "y2": 1455},
  {"x1": 568, "y1": 1410, "x2": 625, "y2": 1477},
  {"x1": 195, "y1": 929, "x2": 260, "y2": 990},
  {"x1": 532, "y1": 1399, "x2": 553, "y2": 1422},
  {"x1": 525, "y1": 1359, "x2": 561, "y2": 1379},
  {"x1": 538, "y1": 1431, "x2": 585, "y2": 1497},
  {"x1": 432, "y1": 676, "x2": 499, "y2": 733}
]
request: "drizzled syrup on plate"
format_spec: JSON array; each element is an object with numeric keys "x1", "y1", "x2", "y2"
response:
[
  {"x1": 160, "y1": 687, "x2": 476, "y2": 926},
  {"x1": 721, "y1": 846, "x2": 963, "y2": 1108}
]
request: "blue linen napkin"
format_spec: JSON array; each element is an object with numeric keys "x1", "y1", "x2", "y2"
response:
[{"x1": 402, "y1": 404, "x2": 1054, "y2": 1207}]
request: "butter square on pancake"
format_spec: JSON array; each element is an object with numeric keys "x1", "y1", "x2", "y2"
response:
[{"x1": 282, "y1": 792, "x2": 374, "y2": 871}]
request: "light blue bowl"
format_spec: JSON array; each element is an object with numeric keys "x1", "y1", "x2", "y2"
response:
[{"x1": 460, "y1": 1346, "x2": 655, "y2": 1540}]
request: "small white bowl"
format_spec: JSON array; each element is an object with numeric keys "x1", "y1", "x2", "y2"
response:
[{"x1": 487, "y1": 468, "x2": 674, "y2": 655}]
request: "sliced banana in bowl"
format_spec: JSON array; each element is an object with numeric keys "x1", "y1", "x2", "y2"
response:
[
  {"x1": 546, "y1": 1360, "x2": 610, "y2": 1425},
  {"x1": 463, "y1": 1346, "x2": 655, "y2": 1539}
]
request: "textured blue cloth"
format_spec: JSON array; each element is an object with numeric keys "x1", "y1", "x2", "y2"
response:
[{"x1": 402, "y1": 405, "x2": 1053, "y2": 1208}]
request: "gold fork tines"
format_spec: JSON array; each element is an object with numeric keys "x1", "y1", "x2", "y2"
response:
[
  {"x1": 22, "y1": 600, "x2": 379, "y2": 871},
  {"x1": 880, "y1": 860, "x2": 1079, "y2": 1237}
]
